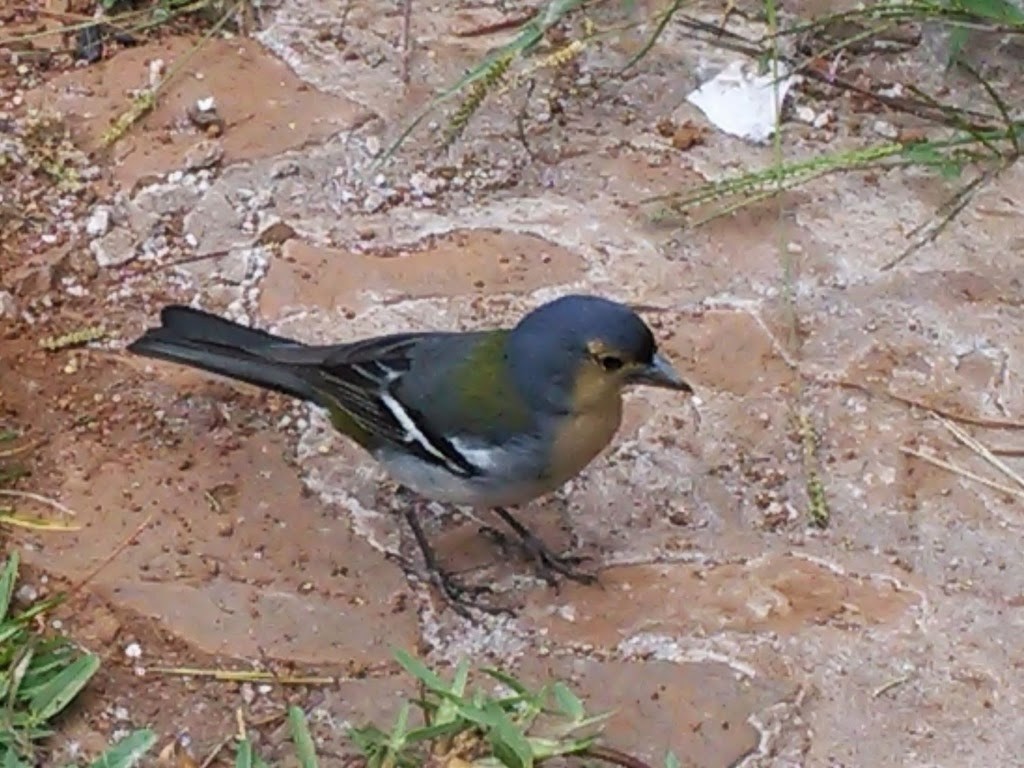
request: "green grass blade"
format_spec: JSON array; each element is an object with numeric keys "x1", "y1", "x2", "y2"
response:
[
  {"x1": 619, "y1": 0, "x2": 687, "y2": 73},
  {"x1": 1, "y1": 749, "x2": 29, "y2": 768},
  {"x1": 401, "y1": 720, "x2": 466, "y2": 743},
  {"x1": 551, "y1": 682, "x2": 584, "y2": 721},
  {"x1": 234, "y1": 739, "x2": 254, "y2": 768},
  {"x1": 484, "y1": 701, "x2": 533, "y2": 768},
  {"x1": 27, "y1": 652, "x2": 99, "y2": 723},
  {"x1": 482, "y1": 668, "x2": 533, "y2": 697},
  {"x1": 5, "y1": 642, "x2": 35, "y2": 707},
  {"x1": 953, "y1": 0, "x2": 1024, "y2": 23},
  {"x1": 527, "y1": 734, "x2": 596, "y2": 759},
  {"x1": 288, "y1": 706, "x2": 318, "y2": 768},
  {"x1": 0, "y1": 552, "x2": 19, "y2": 623},
  {"x1": 87, "y1": 729, "x2": 157, "y2": 768},
  {"x1": 392, "y1": 649, "x2": 448, "y2": 693}
]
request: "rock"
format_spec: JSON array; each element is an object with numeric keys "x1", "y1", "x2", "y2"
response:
[
  {"x1": 0, "y1": 290, "x2": 17, "y2": 319},
  {"x1": 216, "y1": 248, "x2": 254, "y2": 284},
  {"x1": 90, "y1": 227, "x2": 137, "y2": 268},
  {"x1": 81, "y1": 603, "x2": 122, "y2": 645},
  {"x1": 256, "y1": 218, "x2": 296, "y2": 246},
  {"x1": 872, "y1": 119, "x2": 899, "y2": 139},
  {"x1": 183, "y1": 139, "x2": 224, "y2": 172},
  {"x1": 794, "y1": 105, "x2": 817, "y2": 124},
  {"x1": 86, "y1": 206, "x2": 112, "y2": 237},
  {"x1": 271, "y1": 159, "x2": 300, "y2": 179}
]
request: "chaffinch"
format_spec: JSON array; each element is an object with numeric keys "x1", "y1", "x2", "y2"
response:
[{"x1": 128, "y1": 294, "x2": 692, "y2": 616}]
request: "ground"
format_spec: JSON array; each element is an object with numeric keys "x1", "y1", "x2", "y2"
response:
[{"x1": 1, "y1": 0, "x2": 1023, "y2": 766}]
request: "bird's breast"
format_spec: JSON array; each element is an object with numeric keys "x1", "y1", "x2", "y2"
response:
[{"x1": 545, "y1": 397, "x2": 624, "y2": 487}]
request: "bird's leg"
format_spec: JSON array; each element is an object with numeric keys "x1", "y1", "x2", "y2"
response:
[
  {"x1": 491, "y1": 507, "x2": 597, "y2": 588},
  {"x1": 400, "y1": 508, "x2": 512, "y2": 618}
]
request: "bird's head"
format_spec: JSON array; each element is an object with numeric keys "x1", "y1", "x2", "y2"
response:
[{"x1": 508, "y1": 294, "x2": 692, "y2": 412}]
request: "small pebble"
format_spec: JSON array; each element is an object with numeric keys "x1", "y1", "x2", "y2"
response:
[
  {"x1": 872, "y1": 119, "x2": 899, "y2": 139},
  {"x1": 86, "y1": 206, "x2": 111, "y2": 237},
  {"x1": 15, "y1": 583, "x2": 38, "y2": 603}
]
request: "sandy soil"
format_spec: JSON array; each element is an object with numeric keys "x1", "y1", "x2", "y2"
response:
[{"x1": 2, "y1": 1, "x2": 1023, "y2": 766}]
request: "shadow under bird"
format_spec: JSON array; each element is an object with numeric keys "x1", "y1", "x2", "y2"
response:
[{"x1": 128, "y1": 294, "x2": 693, "y2": 616}]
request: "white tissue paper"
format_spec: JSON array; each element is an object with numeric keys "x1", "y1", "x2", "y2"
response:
[{"x1": 686, "y1": 60, "x2": 796, "y2": 145}]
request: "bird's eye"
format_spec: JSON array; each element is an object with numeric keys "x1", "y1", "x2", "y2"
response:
[{"x1": 599, "y1": 355, "x2": 624, "y2": 372}]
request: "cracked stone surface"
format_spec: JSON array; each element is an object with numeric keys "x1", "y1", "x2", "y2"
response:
[{"x1": 3, "y1": 0, "x2": 1024, "y2": 765}]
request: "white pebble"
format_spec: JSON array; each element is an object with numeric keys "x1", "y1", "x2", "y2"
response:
[
  {"x1": 148, "y1": 59, "x2": 165, "y2": 88},
  {"x1": 86, "y1": 206, "x2": 111, "y2": 237},
  {"x1": 15, "y1": 583, "x2": 38, "y2": 603},
  {"x1": 794, "y1": 105, "x2": 816, "y2": 124},
  {"x1": 872, "y1": 120, "x2": 899, "y2": 139}
]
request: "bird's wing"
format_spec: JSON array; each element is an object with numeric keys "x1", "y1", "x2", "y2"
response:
[{"x1": 264, "y1": 332, "x2": 485, "y2": 478}]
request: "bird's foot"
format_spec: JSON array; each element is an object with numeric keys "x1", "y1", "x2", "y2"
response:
[
  {"x1": 425, "y1": 568, "x2": 513, "y2": 619},
  {"x1": 518, "y1": 533, "x2": 597, "y2": 589},
  {"x1": 399, "y1": 507, "x2": 513, "y2": 619},
  {"x1": 487, "y1": 509, "x2": 598, "y2": 589}
]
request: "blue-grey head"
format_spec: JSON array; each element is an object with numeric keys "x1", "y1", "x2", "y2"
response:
[{"x1": 507, "y1": 294, "x2": 692, "y2": 412}]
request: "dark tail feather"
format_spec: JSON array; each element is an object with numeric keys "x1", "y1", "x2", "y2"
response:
[{"x1": 127, "y1": 305, "x2": 322, "y2": 404}]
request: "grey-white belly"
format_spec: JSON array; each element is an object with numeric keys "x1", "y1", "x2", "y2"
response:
[{"x1": 373, "y1": 443, "x2": 555, "y2": 508}]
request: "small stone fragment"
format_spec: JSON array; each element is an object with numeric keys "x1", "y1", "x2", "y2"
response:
[
  {"x1": 187, "y1": 98, "x2": 225, "y2": 135},
  {"x1": 183, "y1": 139, "x2": 224, "y2": 171},
  {"x1": 87, "y1": 605, "x2": 122, "y2": 644},
  {"x1": 148, "y1": 59, "x2": 166, "y2": 89},
  {"x1": 86, "y1": 206, "x2": 112, "y2": 237},
  {"x1": 89, "y1": 228, "x2": 137, "y2": 268},
  {"x1": 271, "y1": 159, "x2": 300, "y2": 178},
  {"x1": 0, "y1": 290, "x2": 17, "y2": 319},
  {"x1": 256, "y1": 219, "x2": 296, "y2": 245},
  {"x1": 872, "y1": 119, "x2": 899, "y2": 139},
  {"x1": 15, "y1": 583, "x2": 38, "y2": 603},
  {"x1": 216, "y1": 249, "x2": 254, "y2": 284}
]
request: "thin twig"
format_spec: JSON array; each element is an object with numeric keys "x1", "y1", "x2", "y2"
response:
[
  {"x1": 150, "y1": 248, "x2": 232, "y2": 272},
  {"x1": 400, "y1": 0, "x2": 413, "y2": 85},
  {"x1": 0, "y1": 440, "x2": 44, "y2": 460},
  {"x1": 453, "y1": 9, "x2": 538, "y2": 38},
  {"x1": 829, "y1": 378, "x2": 1024, "y2": 430},
  {"x1": 0, "y1": 513, "x2": 81, "y2": 531},
  {"x1": 150, "y1": 667, "x2": 336, "y2": 685},
  {"x1": 582, "y1": 745, "x2": 655, "y2": 768},
  {"x1": 199, "y1": 734, "x2": 234, "y2": 768},
  {"x1": 882, "y1": 162, "x2": 1009, "y2": 270},
  {"x1": 873, "y1": 673, "x2": 913, "y2": 697},
  {"x1": 900, "y1": 447, "x2": 1024, "y2": 500},
  {"x1": 991, "y1": 446, "x2": 1024, "y2": 457},
  {"x1": 67, "y1": 513, "x2": 155, "y2": 597},
  {"x1": 0, "y1": 489, "x2": 77, "y2": 518},
  {"x1": 937, "y1": 416, "x2": 1024, "y2": 491}
]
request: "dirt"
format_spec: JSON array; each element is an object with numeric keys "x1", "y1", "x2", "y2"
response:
[{"x1": 2, "y1": 0, "x2": 1023, "y2": 766}]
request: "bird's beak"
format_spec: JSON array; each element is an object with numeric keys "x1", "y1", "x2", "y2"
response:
[{"x1": 631, "y1": 353, "x2": 693, "y2": 393}]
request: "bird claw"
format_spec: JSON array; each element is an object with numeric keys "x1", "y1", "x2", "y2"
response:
[
  {"x1": 427, "y1": 569, "x2": 514, "y2": 619},
  {"x1": 521, "y1": 537, "x2": 597, "y2": 589},
  {"x1": 479, "y1": 522, "x2": 597, "y2": 589}
]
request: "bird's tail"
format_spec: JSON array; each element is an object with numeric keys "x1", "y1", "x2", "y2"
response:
[{"x1": 127, "y1": 305, "x2": 321, "y2": 404}]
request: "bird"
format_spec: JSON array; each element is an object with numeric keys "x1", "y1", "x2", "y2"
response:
[{"x1": 127, "y1": 294, "x2": 693, "y2": 616}]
